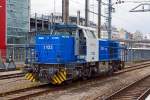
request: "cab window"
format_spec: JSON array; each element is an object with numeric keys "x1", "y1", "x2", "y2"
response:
[{"x1": 85, "y1": 30, "x2": 96, "y2": 39}]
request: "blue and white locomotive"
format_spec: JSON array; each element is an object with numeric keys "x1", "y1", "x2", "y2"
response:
[{"x1": 24, "y1": 24, "x2": 125, "y2": 85}]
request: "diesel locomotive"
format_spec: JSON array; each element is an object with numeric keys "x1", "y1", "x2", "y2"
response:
[{"x1": 24, "y1": 24, "x2": 125, "y2": 85}]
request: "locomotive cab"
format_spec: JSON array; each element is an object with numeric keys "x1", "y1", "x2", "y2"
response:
[{"x1": 75, "y1": 26, "x2": 99, "y2": 62}]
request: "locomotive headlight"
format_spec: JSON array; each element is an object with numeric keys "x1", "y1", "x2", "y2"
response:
[
  {"x1": 28, "y1": 59, "x2": 31, "y2": 63},
  {"x1": 31, "y1": 49, "x2": 35, "y2": 58},
  {"x1": 32, "y1": 52, "x2": 34, "y2": 55},
  {"x1": 31, "y1": 52, "x2": 34, "y2": 55}
]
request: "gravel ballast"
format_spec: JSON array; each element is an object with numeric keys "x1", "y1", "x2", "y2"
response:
[{"x1": 29, "y1": 66, "x2": 150, "y2": 100}]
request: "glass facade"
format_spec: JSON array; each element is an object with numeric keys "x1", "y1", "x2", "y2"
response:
[
  {"x1": 7, "y1": 0, "x2": 30, "y2": 44},
  {"x1": 7, "y1": 0, "x2": 30, "y2": 62}
]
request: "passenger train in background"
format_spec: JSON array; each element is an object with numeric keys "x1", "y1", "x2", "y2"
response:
[{"x1": 24, "y1": 24, "x2": 126, "y2": 85}]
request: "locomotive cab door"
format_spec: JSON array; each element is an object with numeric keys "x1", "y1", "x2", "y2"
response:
[
  {"x1": 75, "y1": 29, "x2": 87, "y2": 60},
  {"x1": 83, "y1": 29, "x2": 99, "y2": 62}
]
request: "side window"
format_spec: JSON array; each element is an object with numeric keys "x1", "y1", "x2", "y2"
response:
[
  {"x1": 90, "y1": 30, "x2": 96, "y2": 39},
  {"x1": 78, "y1": 29, "x2": 86, "y2": 55},
  {"x1": 79, "y1": 29, "x2": 84, "y2": 38},
  {"x1": 85, "y1": 30, "x2": 96, "y2": 39}
]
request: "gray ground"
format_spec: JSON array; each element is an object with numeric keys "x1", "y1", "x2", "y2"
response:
[{"x1": 28, "y1": 66, "x2": 150, "y2": 100}]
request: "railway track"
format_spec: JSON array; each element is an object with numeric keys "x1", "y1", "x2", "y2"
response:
[
  {"x1": 114, "y1": 61, "x2": 150, "y2": 76},
  {"x1": 124, "y1": 61, "x2": 150, "y2": 69},
  {"x1": 0, "y1": 72, "x2": 24, "y2": 80},
  {"x1": 0, "y1": 84, "x2": 51, "y2": 100},
  {"x1": 0, "y1": 62, "x2": 150, "y2": 100},
  {"x1": 104, "y1": 75, "x2": 150, "y2": 100},
  {"x1": 0, "y1": 68, "x2": 17, "y2": 72}
]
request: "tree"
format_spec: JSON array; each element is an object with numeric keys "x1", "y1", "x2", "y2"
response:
[{"x1": 132, "y1": 30, "x2": 143, "y2": 41}]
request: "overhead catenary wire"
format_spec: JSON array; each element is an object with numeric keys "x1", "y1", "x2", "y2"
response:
[
  {"x1": 70, "y1": 0, "x2": 85, "y2": 5},
  {"x1": 122, "y1": 0, "x2": 150, "y2": 3},
  {"x1": 30, "y1": 0, "x2": 112, "y2": 28}
]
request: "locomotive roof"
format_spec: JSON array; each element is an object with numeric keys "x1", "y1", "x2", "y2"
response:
[
  {"x1": 51, "y1": 23, "x2": 97, "y2": 31},
  {"x1": 51, "y1": 23, "x2": 78, "y2": 31}
]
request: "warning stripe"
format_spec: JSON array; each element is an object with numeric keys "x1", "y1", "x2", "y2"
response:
[
  {"x1": 25, "y1": 73, "x2": 37, "y2": 82},
  {"x1": 61, "y1": 69, "x2": 67, "y2": 76},
  {"x1": 63, "y1": 71, "x2": 67, "y2": 76},
  {"x1": 53, "y1": 75, "x2": 61, "y2": 84},
  {"x1": 25, "y1": 73, "x2": 30, "y2": 79},
  {"x1": 29, "y1": 76, "x2": 34, "y2": 81},
  {"x1": 59, "y1": 71, "x2": 66, "y2": 80},
  {"x1": 51, "y1": 80, "x2": 56, "y2": 85},
  {"x1": 26, "y1": 73, "x2": 33, "y2": 80},
  {"x1": 50, "y1": 69, "x2": 67, "y2": 85},
  {"x1": 32, "y1": 78, "x2": 36, "y2": 82},
  {"x1": 51, "y1": 76, "x2": 58, "y2": 84},
  {"x1": 56, "y1": 73, "x2": 64, "y2": 82}
]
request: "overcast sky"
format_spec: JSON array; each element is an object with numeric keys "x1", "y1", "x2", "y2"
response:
[{"x1": 31, "y1": 0, "x2": 150, "y2": 34}]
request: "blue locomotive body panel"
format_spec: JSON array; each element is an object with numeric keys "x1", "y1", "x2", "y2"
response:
[
  {"x1": 35, "y1": 35, "x2": 121, "y2": 64},
  {"x1": 99, "y1": 40, "x2": 110, "y2": 61},
  {"x1": 110, "y1": 40, "x2": 120, "y2": 60},
  {"x1": 99, "y1": 40, "x2": 120, "y2": 61},
  {"x1": 35, "y1": 35, "x2": 76, "y2": 64}
]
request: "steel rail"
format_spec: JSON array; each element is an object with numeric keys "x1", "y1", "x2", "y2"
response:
[
  {"x1": 0, "y1": 84, "x2": 49, "y2": 100},
  {"x1": 115, "y1": 63, "x2": 150, "y2": 75},
  {"x1": 137, "y1": 88, "x2": 150, "y2": 100},
  {"x1": 0, "y1": 73, "x2": 24, "y2": 80},
  {"x1": 103, "y1": 75, "x2": 150, "y2": 100}
]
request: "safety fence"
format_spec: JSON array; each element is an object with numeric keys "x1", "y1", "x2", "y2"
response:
[
  {"x1": 0, "y1": 48, "x2": 16, "y2": 70},
  {"x1": 127, "y1": 49, "x2": 150, "y2": 62}
]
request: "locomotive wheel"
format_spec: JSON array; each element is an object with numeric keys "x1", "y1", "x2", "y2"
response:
[
  {"x1": 121, "y1": 62, "x2": 125, "y2": 69},
  {"x1": 82, "y1": 76, "x2": 88, "y2": 80},
  {"x1": 119, "y1": 62, "x2": 125, "y2": 70},
  {"x1": 65, "y1": 80, "x2": 73, "y2": 84},
  {"x1": 113, "y1": 66, "x2": 119, "y2": 72},
  {"x1": 107, "y1": 65, "x2": 114, "y2": 76},
  {"x1": 81, "y1": 67, "x2": 91, "y2": 80}
]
